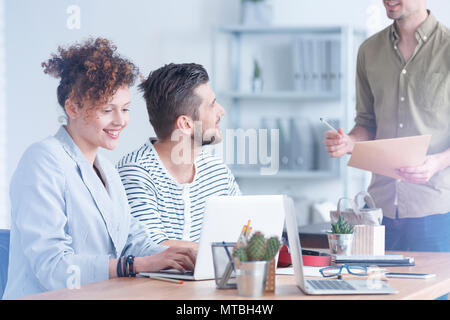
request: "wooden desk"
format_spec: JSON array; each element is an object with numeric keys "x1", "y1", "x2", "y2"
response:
[{"x1": 20, "y1": 251, "x2": 450, "y2": 300}]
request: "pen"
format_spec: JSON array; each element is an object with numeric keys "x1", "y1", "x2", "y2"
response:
[
  {"x1": 149, "y1": 276, "x2": 184, "y2": 284},
  {"x1": 218, "y1": 241, "x2": 235, "y2": 288},
  {"x1": 320, "y1": 118, "x2": 338, "y2": 132}
]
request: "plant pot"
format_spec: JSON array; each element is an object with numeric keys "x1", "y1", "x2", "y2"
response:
[
  {"x1": 236, "y1": 260, "x2": 269, "y2": 297},
  {"x1": 327, "y1": 233, "x2": 354, "y2": 256},
  {"x1": 251, "y1": 77, "x2": 263, "y2": 92},
  {"x1": 241, "y1": 2, "x2": 274, "y2": 26}
]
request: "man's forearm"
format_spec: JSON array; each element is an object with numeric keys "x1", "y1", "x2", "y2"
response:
[{"x1": 161, "y1": 240, "x2": 199, "y2": 251}]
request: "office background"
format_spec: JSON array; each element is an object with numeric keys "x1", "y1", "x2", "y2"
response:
[{"x1": 1, "y1": 0, "x2": 450, "y2": 229}]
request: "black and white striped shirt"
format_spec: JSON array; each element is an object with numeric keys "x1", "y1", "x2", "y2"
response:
[{"x1": 117, "y1": 139, "x2": 241, "y2": 244}]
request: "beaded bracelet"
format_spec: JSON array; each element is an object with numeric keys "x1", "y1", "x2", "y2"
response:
[{"x1": 127, "y1": 255, "x2": 136, "y2": 277}]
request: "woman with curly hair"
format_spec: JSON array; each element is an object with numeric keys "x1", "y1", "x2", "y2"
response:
[{"x1": 2, "y1": 38, "x2": 195, "y2": 299}]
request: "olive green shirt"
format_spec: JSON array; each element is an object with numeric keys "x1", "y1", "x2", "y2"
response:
[{"x1": 355, "y1": 12, "x2": 450, "y2": 219}]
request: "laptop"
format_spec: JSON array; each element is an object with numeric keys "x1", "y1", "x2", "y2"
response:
[
  {"x1": 139, "y1": 195, "x2": 287, "y2": 281},
  {"x1": 284, "y1": 197, "x2": 398, "y2": 295}
]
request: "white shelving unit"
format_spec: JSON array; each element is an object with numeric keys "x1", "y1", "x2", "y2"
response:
[{"x1": 211, "y1": 24, "x2": 365, "y2": 198}]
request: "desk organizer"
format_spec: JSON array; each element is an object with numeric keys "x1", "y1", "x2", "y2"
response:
[{"x1": 211, "y1": 242, "x2": 237, "y2": 289}]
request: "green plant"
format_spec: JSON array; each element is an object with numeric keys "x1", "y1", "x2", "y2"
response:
[
  {"x1": 247, "y1": 232, "x2": 266, "y2": 260},
  {"x1": 233, "y1": 247, "x2": 248, "y2": 262},
  {"x1": 264, "y1": 236, "x2": 282, "y2": 260},
  {"x1": 331, "y1": 216, "x2": 354, "y2": 234},
  {"x1": 253, "y1": 59, "x2": 261, "y2": 79},
  {"x1": 232, "y1": 231, "x2": 282, "y2": 262}
]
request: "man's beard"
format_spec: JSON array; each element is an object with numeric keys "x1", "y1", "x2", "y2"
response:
[
  {"x1": 191, "y1": 130, "x2": 218, "y2": 146},
  {"x1": 191, "y1": 121, "x2": 221, "y2": 146}
]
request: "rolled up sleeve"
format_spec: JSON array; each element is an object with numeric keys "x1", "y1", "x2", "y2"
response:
[{"x1": 354, "y1": 46, "x2": 377, "y2": 133}]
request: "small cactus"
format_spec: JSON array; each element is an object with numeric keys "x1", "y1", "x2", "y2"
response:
[
  {"x1": 247, "y1": 232, "x2": 266, "y2": 261},
  {"x1": 232, "y1": 231, "x2": 282, "y2": 262},
  {"x1": 264, "y1": 236, "x2": 281, "y2": 261},
  {"x1": 232, "y1": 246, "x2": 248, "y2": 262}
]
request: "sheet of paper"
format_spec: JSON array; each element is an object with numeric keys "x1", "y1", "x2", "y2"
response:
[
  {"x1": 347, "y1": 135, "x2": 431, "y2": 180},
  {"x1": 276, "y1": 267, "x2": 386, "y2": 277},
  {"x1": 276, "y1": 267, "x2": 323, "y2": 277}
]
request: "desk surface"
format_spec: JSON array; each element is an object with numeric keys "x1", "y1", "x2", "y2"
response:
[{"x1": 20, "y1": 251, "x2": 450, "y2": 300}]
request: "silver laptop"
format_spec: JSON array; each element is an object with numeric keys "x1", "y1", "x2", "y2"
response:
[
  {"x1": 284, "y1": 197, "x2": 398, "y2": 295},
  {"x1": 139, "y1": 195, "x2": 287, "y2": 281}
]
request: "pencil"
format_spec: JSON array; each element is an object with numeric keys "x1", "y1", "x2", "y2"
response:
[
  {"x1": 320, "y1": 117, "x2": 338, "y2": 132},
  {"x1": 149, "y1": 276, "x2": 184, "y2": 284},
  {"x1": 237, "y1": 225, "x2": 247, "y2": 246},
  {"x1": 246, "y1": 226, "x2": 252, "y2": 240}
]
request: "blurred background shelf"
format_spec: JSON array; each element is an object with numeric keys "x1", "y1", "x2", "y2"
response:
[
  {"x1": 217, "y1": 25, "x2": 362, "y2": 35},
  {"x1": 211, "y1": 22, "x2": 366, "y2": 228},
  {"x1": 232, "y1": 169, "x2": 339, "y2": 180},
  {"x1": 218, "y1": 91, "x2": 340, "y2": 101}
]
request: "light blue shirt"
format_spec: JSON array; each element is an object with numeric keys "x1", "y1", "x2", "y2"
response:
[{"x1": 3, "y1": 126, "x2": 166, "y2": 299}]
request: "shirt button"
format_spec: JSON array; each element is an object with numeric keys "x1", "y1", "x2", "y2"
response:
[
  {"x1": 400, "y1": 97, "x2": 405, "y2": 102},
  {"x1": 423, "y1": 35, "x2": 427, "y2": 41},
  {"x1": 399, "y1": 123, "x2": 404, "y2": 129},
  {"x1": 394, "y1": 45, "x2": 398, "y2": 50},
  {"x1": 402, "y1": 69, "x2": 407, "y2": 74}
]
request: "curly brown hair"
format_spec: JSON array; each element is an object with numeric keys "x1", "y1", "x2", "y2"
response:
[{"x1": 42, "y1": 37, "x2": 139, "y2": 111}]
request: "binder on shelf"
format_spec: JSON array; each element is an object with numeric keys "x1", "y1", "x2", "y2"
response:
[
  {"x1": 289, "y1": 117, "x2": 314, "y2": 171},
  {"x1": 324, "y1": 39, "x2": 332, "y2": 92},
  {"x1": 293, "y1": 38, "x2": 305, "y2": 92},
  {"x1": 318, "y1": 38, "x2": 328, "y2": 93},
  {"x1": 311, "y1": 37, "x2": 320, "y2": 93},
  {"x1": 276, "y1": 118, "x2": 291, "y2": 171},
  {"x1": 330, "y1": 38, "x2": 341, "y2": 95},
  {"x1": 292, "y1": 34, "x2": 341, "y2": 96}
]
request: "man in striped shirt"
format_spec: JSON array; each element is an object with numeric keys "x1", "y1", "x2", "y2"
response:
[{"x1": 117, "y1": 63, "x2": 241, "y2": 252}]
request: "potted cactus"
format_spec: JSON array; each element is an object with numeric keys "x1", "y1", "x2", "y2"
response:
[
  {"x1": 233, "y1": 232, "x2": 281, "y2": 263},
  {"x1": 232, "y1": 231, "x2": 281, "y2": 297},
  {"x1": 327, "y1": 216, "x2": 354, "y2": 256}
]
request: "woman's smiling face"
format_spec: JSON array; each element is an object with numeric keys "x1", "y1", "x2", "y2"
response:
[{"x1": 66, "y1": 86, "x2": 131, "y2": 157}]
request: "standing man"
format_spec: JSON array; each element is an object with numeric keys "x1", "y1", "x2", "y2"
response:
[
  {"x1": 117, "y1": 63, "x2": 241, "y2": 252},
  {"x1": 324, "y1": 0, "x2": 450, "y2": 251}
]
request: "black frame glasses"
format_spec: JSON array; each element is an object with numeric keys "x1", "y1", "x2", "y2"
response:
[{"x1": 319, "y1": 265, "x2": 368, "y2": 278}]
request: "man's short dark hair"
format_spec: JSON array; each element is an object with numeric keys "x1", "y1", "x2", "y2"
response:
[{"x1": 139, "y1": 63, "x2": 209, "y2": 140}]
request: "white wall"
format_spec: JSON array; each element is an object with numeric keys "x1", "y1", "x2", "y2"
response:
[
  {"x1": 2, "y1": 0, "x2": 450, "y2": 228},
  {"x1": 1, "y1": 0, "x2": 240, "y2": 228}
]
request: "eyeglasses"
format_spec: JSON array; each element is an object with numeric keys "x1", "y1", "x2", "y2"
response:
[{"x1": 319, "y1": 265, "x2": 368, "y2": 278}]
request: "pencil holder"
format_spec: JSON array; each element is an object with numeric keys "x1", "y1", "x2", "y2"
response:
[
  {"x1": 265, "y1": 258, "x2": 276, "y2": 292},
  {"x1": 211, "y1": 242, "x2": 237, "y2": 289}
]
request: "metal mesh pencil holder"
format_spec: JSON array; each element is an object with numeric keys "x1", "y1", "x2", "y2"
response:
[{"x1": 211, "y1": 242, "x2": 237, "y2": 289}]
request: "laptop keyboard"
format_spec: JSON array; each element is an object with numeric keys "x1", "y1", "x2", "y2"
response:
[
  {"x1": 159, "y1": 269, "x2": 194, "y2": 276},
  {"x1": 307, "y1": 279, "x2": 356, "y2": 291}
]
